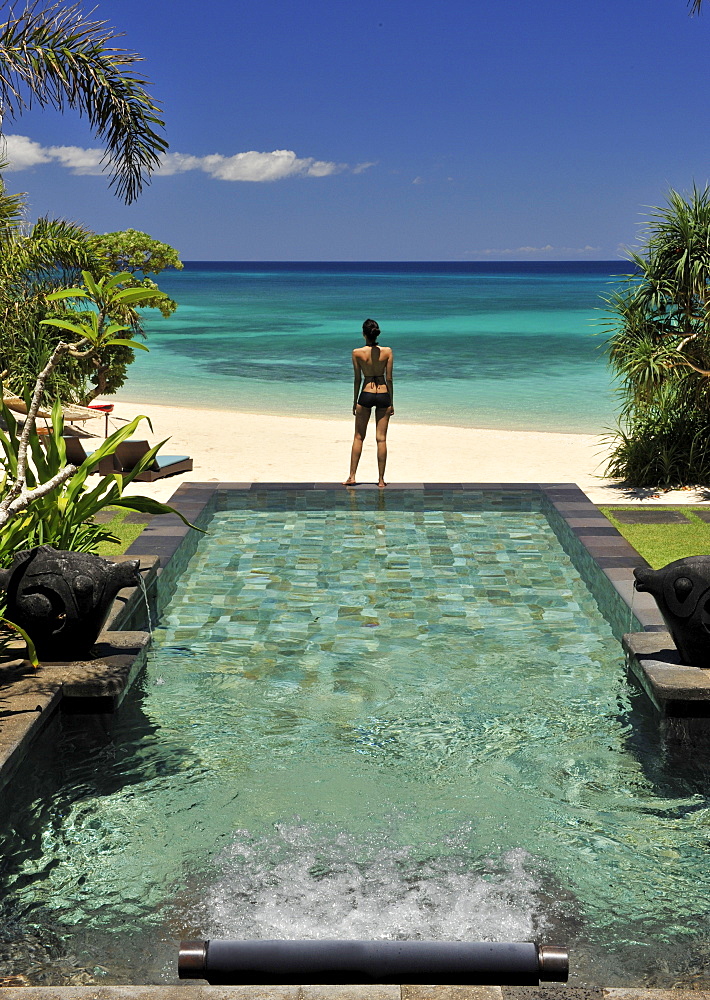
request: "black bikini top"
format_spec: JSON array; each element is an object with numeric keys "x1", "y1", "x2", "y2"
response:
[{"x1": 360, "y1": 368, "x2": 386, "y2": 384}]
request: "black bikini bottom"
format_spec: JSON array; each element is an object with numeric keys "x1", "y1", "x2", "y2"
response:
[{"x1": 358, "y1": 391, "x2": 391, "y2": 409}]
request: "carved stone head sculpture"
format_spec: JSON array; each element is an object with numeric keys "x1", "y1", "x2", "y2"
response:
[
  {"x1": 634, "y1": 556, "x2": 710, "y2": 669},
  {"x1": 0, "y1": 545, "x2": 140, "y2": 660}
]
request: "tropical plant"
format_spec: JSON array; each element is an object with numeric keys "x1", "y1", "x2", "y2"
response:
[
  {"x1": 604, "y1": 186, "x2": 710, "y2": 486},
  {"x1": 0, "y1": 1, "x2": 167, "y2": 203},
  {"x1": 0, "y1": 399, "x2": 189, "y2": 567},
  {"x1": 0, "y1": 270, "x2": 165, "y2": 530},
  {"x1": 0, "y1": 396, "x2": 195, "y2": 666},
  {"x1": 0, "y1": 173, "x2": 181, "y2": 403},
  {"x1": 0, "y1": 270, "x2": 197, "y2": 663},
  {"x1": 73, "y1": 229, "x2": 183, "y2": 399},
  {"x1": 0, "y1": 190, "x2": 105, "y2": 401},
  {"x1": 88, "y1": 228, "x2": 183, "y2": 318},
  {"x1": 0, "y1": 163, "x2": 102, "y2": 396},
  {"x1": 40, "y1": 269, "x2": 158, "y2": 352}
]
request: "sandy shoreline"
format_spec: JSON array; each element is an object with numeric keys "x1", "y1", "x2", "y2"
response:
[{"x1": 96, "y1": 397, "x2": 708, "y2": 506}]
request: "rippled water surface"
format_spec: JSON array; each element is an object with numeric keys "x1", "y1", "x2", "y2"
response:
[{"x1": 2, "y1": 491, "x2": 710, "y2": 987}]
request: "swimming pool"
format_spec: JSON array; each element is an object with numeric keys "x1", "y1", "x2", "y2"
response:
[{"x1": 1, "y1": 488, "x2": 708, "y2": 988}]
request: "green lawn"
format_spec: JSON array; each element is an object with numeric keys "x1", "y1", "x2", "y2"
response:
[
  {"x1": 95, "y1": 507, "x2": 150, "y2": 557},
  {"x1": 599, "y1": 506, "x2": 710, "y2": 568}
]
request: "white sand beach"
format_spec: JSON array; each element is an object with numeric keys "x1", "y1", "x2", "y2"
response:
[{"x1": 98, "y1": 398, "x2": 709, "y2": 506}]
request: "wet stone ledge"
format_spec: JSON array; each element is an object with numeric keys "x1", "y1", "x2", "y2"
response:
[
  {"x1": 0, "y1": 550, "x2": 159, "y2": 800},
  {"x1": 40, "y1": 630, "x2": 151, "y2": 710},
  {"x1": 624, "y1": 631, "x2": 710, "y2": 717},
  {"x1": 0, "y1": 630, "x2": 150, "y2": 796},
  {"x1": 0, "y1": 984, "x2": 703, "y2": 1000}
]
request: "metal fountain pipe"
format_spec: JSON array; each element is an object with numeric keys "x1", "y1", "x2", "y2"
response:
[{"x1": 178, "y1": 939, "x2": 569, "y2": 985}]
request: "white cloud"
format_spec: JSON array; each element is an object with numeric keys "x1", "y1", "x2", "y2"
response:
[
  {"x1": 161, "y1": 149, "x2": 347, "y2": 182},
  {"x1": 3, "y1": 135, "x2": 106, "y2": 174},
  {"x1": 2, "y1": 134, "x2": 52, "y2": 170},
  {"x1": 305, "y1": 159, "x2": 343, "y2": 178},
  {"x1": 412, "y1": 176, "x2": 424, "y2": 185},
  {"x1": 353, "y1": 161, "x2": 377, "y2": 174},
  {"x1": 2, "y1": 134, "x2": 368, "y2": 183},
  {"x1": 157, "y1": 152, "x2": 204, "y2": 176},
  {"x1": 49, "y1": 145, "x2": 105, "y2": 174},
  {"x1": 465, "y1": 244, "x2": 602, "y2": 258}
]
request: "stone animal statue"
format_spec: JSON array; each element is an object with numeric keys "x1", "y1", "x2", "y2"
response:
[
  {"x1": 634, "y1": 556, "x2": 710, "y2": 669},
  {"x1": 0, "y1": 545, "x2": 140, "y2": 660}
]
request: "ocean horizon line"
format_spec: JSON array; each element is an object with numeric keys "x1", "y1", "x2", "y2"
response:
[{"x1": 177, "y1": 258, "x2": 631, "y2": 267}]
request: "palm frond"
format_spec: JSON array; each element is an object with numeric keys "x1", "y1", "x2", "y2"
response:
[
  {"x1": 0, "y1": 1, "x2": 167, "y2": 203},
  {"x1": 0, "y1": 156, "x2": 25, "y2": 240},
  {"x1": 0, "y1": 215, "x2": 100, "y2": 283}
]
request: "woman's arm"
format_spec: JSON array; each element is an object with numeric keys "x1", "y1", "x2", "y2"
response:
[
  {"x1": 386, "y1": 349, "x2": 394, "y2": 413},
  {"x1": 352, "y1": 351, "x2": 362, "y2": 413}
]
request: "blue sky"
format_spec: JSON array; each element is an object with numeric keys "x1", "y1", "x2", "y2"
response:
[{"x1": 3, "y1": 0, "x2": 710, "y2": 260}]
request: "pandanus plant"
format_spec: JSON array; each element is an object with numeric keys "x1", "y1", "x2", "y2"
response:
[{"x1": 604, "y1": 187, "x2": 710, "y2": 486}]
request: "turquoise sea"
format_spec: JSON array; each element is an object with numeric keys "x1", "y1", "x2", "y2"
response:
[{"x1": 121, "y1": 261, "x2": 631, "y2": 434}]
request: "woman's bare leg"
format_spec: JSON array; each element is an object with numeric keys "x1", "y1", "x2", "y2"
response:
[
  {"x1": 375, "y1": 406, "x2": 392, "y2": 487},
  {"x1": 343, "y1": 405, "x2": 371, "y2": 485}
]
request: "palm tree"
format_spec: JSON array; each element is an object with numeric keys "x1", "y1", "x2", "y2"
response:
[
  {"x1": 690, "y1": 0, "x2": 703, "y2": 13},
  {"x1": 0, "y1": 1, "x2": 167, "y2": 203},
  {"x1": 604, "y1": 187, "x2": 710, "y2": 485}
]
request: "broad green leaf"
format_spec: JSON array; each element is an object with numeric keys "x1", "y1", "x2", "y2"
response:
[
  {"x1": 104, "y1": 322, "x2": 131, "y2": 337},
  {"x1": 45, "y1": 287, "x2": 89, "y2": 301},
  {"x1": 112, "y1": 495, "x2": 204, "y2": 531},
  {"x1": 104, "y1": 338, "x2": 150, "y2": 350},
  {"x1": 39, "y1": 318, "x2": 89, "y2": 335},
  {"x1": 81, "y1": 270, "x2": 101, "y2": 297},
  {"x1": 113, "y1": 287, "x2": 167, "y2": 303},
  {"x1": 0, "y1": 617, "x2": 39, "y2": 668}
]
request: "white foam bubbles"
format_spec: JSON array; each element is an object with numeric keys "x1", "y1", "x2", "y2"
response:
[{"x1": 199, "y1": 821, "x2": 547, "y2": 943}]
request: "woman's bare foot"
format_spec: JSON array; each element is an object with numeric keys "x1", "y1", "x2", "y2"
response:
[
  {"x1": 378, "y1": 479, "x2": 387, "y2": 488},
  {"x1": 343, "y1": 476, "x2": 357, "y2": 486}
]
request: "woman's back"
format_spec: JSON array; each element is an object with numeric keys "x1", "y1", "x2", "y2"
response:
[{"x1": 354, "y1": 344, "x2": 392, "y2": 379}]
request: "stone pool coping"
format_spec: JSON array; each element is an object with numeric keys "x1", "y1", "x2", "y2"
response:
[{"x1": 0, "y1": 983, "x2": 699, "y2": 1000}]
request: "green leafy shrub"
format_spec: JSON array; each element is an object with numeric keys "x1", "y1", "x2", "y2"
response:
[
  {"x1": 0, "y1": 398, "x2": 192, "y2": 568},
  {"x1": 604, "y1": 186, "x2": 710, "y2": 487},
  {"x1": 603, "y1": 384, "x2": 710, "y2": 488}
]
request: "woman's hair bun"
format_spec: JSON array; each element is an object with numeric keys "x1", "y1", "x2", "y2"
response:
[{"x1": 363, "y1": 318, "x2": 380, "y2": 340}]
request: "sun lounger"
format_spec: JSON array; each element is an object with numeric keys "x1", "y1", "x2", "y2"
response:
[
  {"x1": 61, "y1": 434, "x2": 117, "y2": 476},
  {"x1": 114, "y1": 439, "x2": 193, "y2": 482}
]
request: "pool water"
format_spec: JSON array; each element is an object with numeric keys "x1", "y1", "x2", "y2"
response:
[{"x1": 2, "y1": 491, "x2": 710, "y2": 987}]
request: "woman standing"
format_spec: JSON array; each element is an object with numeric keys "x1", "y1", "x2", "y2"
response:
[{"x1": 343, "y1": 318, "x2": 394, "y2": 487}]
